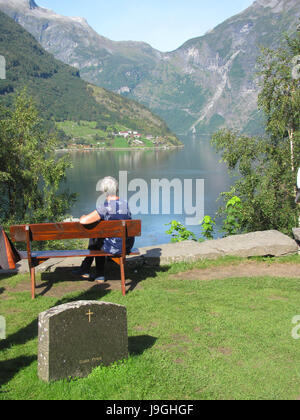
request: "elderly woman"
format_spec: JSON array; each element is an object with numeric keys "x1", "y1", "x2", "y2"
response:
[{"x1": 76, "y1": 176, "x2": 134, "y2": 283}]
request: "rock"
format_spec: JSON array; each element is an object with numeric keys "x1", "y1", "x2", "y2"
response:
[
  {"x1": 134, "y1": 230, "x2": 298, "y2": 266},
  {"x1": 210, "y1": 230, "x2": 298, "y2": 258},
  {"x1": 134, "y1": 240, "x2": 222, "y2": 266},
  {"x1": 292, "y1": 228, "x2": 300, "y2": 242}
]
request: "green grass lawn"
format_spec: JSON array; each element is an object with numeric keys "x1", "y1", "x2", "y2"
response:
[
  {"x1": 1, "y1": 256, "x2": 300, "y2": 400},
  {"x1": 112, "y1": 137, "x2": 130, "y2": 148},
  {"x1": 56, "y1": 121, "x2": 106, "y2": 140},
  {"x1": 141, "y1": 138, "x2": 155, "y2": 148}
]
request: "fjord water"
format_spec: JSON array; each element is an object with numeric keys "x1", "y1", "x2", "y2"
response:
[{"x1": 60, "y1": 135, "x2": 232, "y2": 247}]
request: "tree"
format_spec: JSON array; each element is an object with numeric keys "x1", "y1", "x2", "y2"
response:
[
  {"x1": 0, "y1": 90, "x2": 76, "y2": 226},
  {"x1": 257, "y1": 30, "x2": 300, "y2": 175},
  {"x1": 211, "y1": 31, "x2": 300, "y2": 236},
  {"x1": 165, "y1": 221, "x2": 197, "y2": 243}
]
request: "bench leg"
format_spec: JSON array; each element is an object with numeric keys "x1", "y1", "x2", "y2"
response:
[
  {"x1": 120, "y1": 259, "x2": 126, "y2": 297},
  {"x1": 30, "y1": 267, "x2": 36, "y2": 300},
  {"x1": 111, "y1": 257, "x2": 127, "y2": 296}
]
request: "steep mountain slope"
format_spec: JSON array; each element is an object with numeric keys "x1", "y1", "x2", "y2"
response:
[
  {"x1": 149, "y1": 0, "x2": 300, "y2": 134},
  {"x1": 1, "y1": 0, "x2": 299, "y2": 135},
  {"x1": 0, "y1": 0, "x2": 162, "y2": 92},
  {"x1": 0, "y1": 9, "x2": 179, "y2": 146}
]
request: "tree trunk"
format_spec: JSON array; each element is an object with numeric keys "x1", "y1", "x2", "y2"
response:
[{"x1": 289, "y1": 128, "x2": 295, "y2": 173}]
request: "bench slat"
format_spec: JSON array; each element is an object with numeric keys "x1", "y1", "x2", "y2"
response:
[
  {"x1": 10, "y1": 220, "x2": 141, "y2": 242},
  {"x1": 19, "y1": 248, "x2": 140, "y2": 260}
]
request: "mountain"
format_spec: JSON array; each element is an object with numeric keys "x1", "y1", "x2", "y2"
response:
[
  {"x1": 0, "y1": 9, "x2": 180, "y2": 148},
  {"x1": 0, "y1": 0, "x2": 162, "y2": 91},
  {"x1": 1, "y1": 0, "x2": 299, "y2": 135}
]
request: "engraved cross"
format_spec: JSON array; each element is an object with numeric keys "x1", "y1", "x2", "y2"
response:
[{"x1": 86, "y1": 310, "x2": 94, "y2": 323}]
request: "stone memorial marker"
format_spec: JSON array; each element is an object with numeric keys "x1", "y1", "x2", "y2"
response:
[{"x1": 38, "y1": 301, "x2": 128, "y2": 382}]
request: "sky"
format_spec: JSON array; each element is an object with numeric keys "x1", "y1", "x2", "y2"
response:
[{"x1": 37, "y1": 0, "x2": 255, "y2": 52}]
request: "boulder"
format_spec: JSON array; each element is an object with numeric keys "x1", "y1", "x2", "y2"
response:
[
  {"x1": 133, "y1": 240, "x2": 222, "y2": 266},
  {"x1": 292, "y1": 228, "x2": 300, "y2": 242},
  {"x1": 134, "y1": 230, "x2": 298, "y2": 266},
  {"x1": 209, "y1": 230, "x2": 298, "y2": 258}
]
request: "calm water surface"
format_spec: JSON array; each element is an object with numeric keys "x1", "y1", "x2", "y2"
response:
[{"x1": 59, "y1": 135, "x2": 232, "y2": 247}]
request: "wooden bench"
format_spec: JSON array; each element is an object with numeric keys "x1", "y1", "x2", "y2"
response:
[{"x1": 10, "y1": 220, "x2": 141, "y2": 299}]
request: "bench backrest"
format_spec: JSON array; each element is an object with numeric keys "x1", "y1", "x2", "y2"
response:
[{"x1": 10, "y1": 220, "x2": 141, "y2": 243}]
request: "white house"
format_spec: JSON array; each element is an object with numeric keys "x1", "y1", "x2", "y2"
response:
[
  {"x1": 133, "y1": 139, "x2": 144, "y2": 145},
  {"x1": 119, "y1": 131, "x2": 129, "y2": 138}
]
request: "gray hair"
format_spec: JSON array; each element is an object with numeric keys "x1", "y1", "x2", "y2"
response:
[{"x1": 98, "y1": 176, "x2": 119, "y2": 197}]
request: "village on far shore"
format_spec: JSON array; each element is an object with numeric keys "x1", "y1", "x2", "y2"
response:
[
  {"x1": 113, "y1": 130, "x2": 156, "y2": 145},
  {"x1": 66, "y1": 132, "x2": 171, "y2": 150},
  {"x1": 55, "y1": 120, "x2": 183, "y2": 151}
]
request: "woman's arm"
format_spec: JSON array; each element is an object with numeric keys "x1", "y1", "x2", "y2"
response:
[{"x1": 79, "y1": 210, "x2": 101, "y2": 225}]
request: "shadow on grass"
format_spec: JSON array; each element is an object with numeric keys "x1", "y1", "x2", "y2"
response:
[
  {"x1": 0, "y1": 356, "x2": 36, "y2": 391},
  {"x1": 0, "y1": 272, "x2": 21, "y2": 297},
  {"x1": 0, "y1": 318, "x2": 38, "y2": 352},
  {"x1": 129, "y1": 335, "x2": 157, "y2": 356},
  {"x1": 0, "y1": 273, "x2": 16, "y2": 281},
  {"x1": 54, "y1": 283, "x2": 112, "y2": 305},
  {"x1": 36, "y1": 248, "x2": 170, "y2": 297}
]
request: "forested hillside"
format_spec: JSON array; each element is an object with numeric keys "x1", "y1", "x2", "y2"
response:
[{"x1": 0, "y1": 11, "x2": 180, "y2": 147}]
